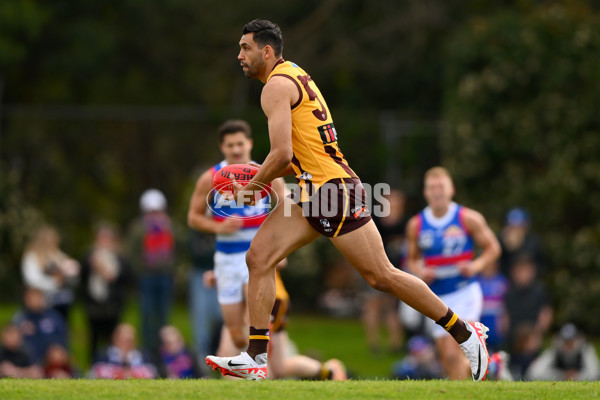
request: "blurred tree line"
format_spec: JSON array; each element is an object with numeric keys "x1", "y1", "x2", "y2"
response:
[{"x1": 1, "y1": 1, "x2": 599, "y2": 331}]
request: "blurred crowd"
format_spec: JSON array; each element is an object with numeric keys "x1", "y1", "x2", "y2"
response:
[
  {"x1": 1, "y1": 187, "x2": 599, "y2": 381},
  {"x1": 0, "y1": 189, "x2": 204, "y2": 379}
]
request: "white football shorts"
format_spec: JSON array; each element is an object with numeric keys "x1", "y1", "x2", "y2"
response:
[{"x1": 214, "y1": 251, "x2": 249, "y2": 305}]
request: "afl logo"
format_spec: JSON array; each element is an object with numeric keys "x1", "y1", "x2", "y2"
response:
[{"x1": 419, "y1": 231, "x2": 434, "y2": 249}]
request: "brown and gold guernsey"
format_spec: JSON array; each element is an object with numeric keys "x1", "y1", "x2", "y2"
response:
[
  {"x1": 270, "y1": 269, "x2": 289, "y2": 333},
  {"x1": 274, "y1": 269, "x2": 289, "y2": 302},
  {"x1": 267, "y1": 60, "x2": 358, "y2": 202}
]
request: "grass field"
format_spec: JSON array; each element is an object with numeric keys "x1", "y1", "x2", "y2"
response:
[{"x1": 0, "y1": 379, "x2": 599, "y2": 400}]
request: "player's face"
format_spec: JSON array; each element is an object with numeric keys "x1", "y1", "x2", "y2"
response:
[
  {"x1": 423, "y1": 175, "x2": 454, "y2": 210},
  {"x1": 220, "y1": 132, "x2": 253, "y2": 164},
  {"x1": 238, "y1": 33, "x2": 265, "y2": 79}
]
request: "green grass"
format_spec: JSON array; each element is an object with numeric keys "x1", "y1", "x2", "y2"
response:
[
  {"x1": 287, "y1": 314, "x2": 399, "y2": 378},
  {"x1": 0, "y1": 380, "x2": 599, "y2": 400}
]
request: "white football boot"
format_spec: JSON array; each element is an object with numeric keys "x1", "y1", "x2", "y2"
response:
[
  {"x1": 206, "y1": 352, "x2": 267, "y2": 380},
  {"x1": 459, "y1": 321, "x2": 491, "y2": 381}
]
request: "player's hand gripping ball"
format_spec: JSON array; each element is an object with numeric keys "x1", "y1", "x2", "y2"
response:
[{"x1": 212, "y1": 164, "x2": 272, "y2": 200}]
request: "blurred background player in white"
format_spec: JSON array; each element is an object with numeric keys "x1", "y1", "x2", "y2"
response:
[
  {"x1": 188, "y1": 119, "x2": 285, "y2": 358},
  {"x1": 406, "y1": 167, "x2": 501, "y2": 379},
  {"x1": 268, "y1": 259, "x2": 347, "y2": 381}
]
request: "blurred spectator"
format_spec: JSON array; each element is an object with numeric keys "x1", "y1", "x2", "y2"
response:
[
  {"x1": 80, "y1": 222, "x2": 133, "y2": 362},
  {"x1": 476, "y1": 261, "x2": 509, "y2": 352},
  {"x1": 510, "y1": 324, "x2": 544, "y2": 380},
  {"x1": 12, "y1": 287, "x2": 68, "y2": 365},
  {"x1": 127, "y1": 189, "x2": 177, "y2": 356},
  {"x1": 363, "y1": 189, "x2": 406, "y2": 354},
  {"x1": 0, "y1": 324, "x2": 42, "y2": 378},
  {"x1": 158, "y1": 325, "x2": 201, "y2": 379},
  {"x1": 391, "y1": 336, "x2": 443, "y2": 380},
  {"x1": 498, "y1": 208, "x2": 545, "y2": 279},
  {"x1": 526, "y1": 323, "x2": 600, "y2": 381},
  {"x1": 319, "y1": 256, "x2": 364, "y2": 318},
  {"x1": 187, "y1": 229, "x2": 221, "y2": 371},
  {"x1": 90, "y1": 323, "x2": 157, "y2": 379},
  {"x1": 21, "y1": 225, "x2": 80, "y2": 321},
  {"x1": 504, "y1": 255, "x2": 553, "y2": 379},
  {"x1": 43, "y1": 344, "x2": 77, "y2": 378}
]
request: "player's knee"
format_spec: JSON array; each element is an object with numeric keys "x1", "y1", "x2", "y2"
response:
[
  {"x1": 246, "y1": 247, "x2": 275, "y2": 273},
  {"x1": 364, "y1": 271, "x2": 391, "y2": 293},
  {"x1": 245, "y1": 247, "x2": 263, "y2": 271}
]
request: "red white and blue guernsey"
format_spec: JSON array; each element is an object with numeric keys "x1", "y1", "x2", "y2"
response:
[
  {"x1": 210, "y1": 161, "x2": 270, "y2": 254},
  {"x1": 416, "y1": 202, "x2": 475, "y2": 296}
]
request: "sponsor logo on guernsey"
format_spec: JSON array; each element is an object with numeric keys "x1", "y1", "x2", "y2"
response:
[
  {"x1": 444, "y1": 225, "x2": 464, "y2": 237},
  {"x1": 318, "y1": 123, "x2": 338, "y2": 144}
]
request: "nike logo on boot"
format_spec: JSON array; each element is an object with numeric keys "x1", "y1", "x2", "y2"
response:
[
  {"x1": 472, "y1": 347, "x2": 481, "y2": 380},
  {"x1": 228, "y1": 360, "x2": 246, "y2": 367}
]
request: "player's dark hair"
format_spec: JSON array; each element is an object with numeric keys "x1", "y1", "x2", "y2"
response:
[
  {"x1": 218, "y1": 119, "x2": 252, "y2": 142},
  {"x1": 242, "y1": 19, "x2": 283, "y2": 57}
]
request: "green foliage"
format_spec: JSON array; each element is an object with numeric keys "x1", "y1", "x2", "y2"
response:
[
  {"x1": 0, "y1": 0, "x2": 48, "y2": 67},
  {"x1": 0, "y1": 165, "x2": 45, "y2": 297},
  {"x1": 0, "y1": 0, "x2": 462, "y2": 298},
  {"x1": 442, "y1": 2, "x2": 600, "y2": 332}
]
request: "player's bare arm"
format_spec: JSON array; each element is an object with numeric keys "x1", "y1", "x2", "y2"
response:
[
  {"x1": 405, "y1": 217, "x2": 435, "y2": 284},
  {"x1": 233, "y1": 77, "x2": 297, "y2": 202},
  {"x1": 248, "y1": 161, "x2": 295, "y2": 178},
  {"x1": 458, "y1": 208, "x2": 501, "y2": 277},
  {"x1": 187, "y1": 169, "x2": 243, "y2": 234},
  {"x1": 269, "y1": 176, "x2": 287, "y2": 206}
]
